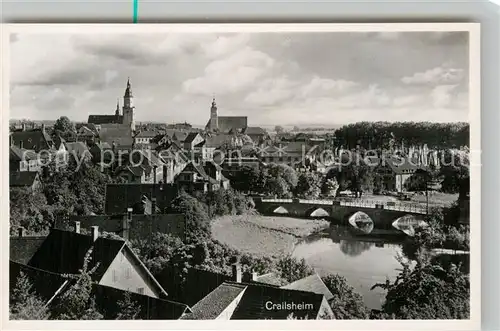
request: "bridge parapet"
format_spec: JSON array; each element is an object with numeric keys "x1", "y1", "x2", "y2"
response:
[{"x1": 256, "y1": 197, "x2": 427, "y2": 215}]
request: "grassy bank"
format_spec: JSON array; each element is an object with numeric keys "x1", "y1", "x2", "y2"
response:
[{"x1": 211, "y1": 215, "x2": 329, "y2": 257}]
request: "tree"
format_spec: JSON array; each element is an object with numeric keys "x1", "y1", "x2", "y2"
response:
[
  {"x1": 404, "y1": 168, "x2": 431, "y2": 192},
  {"x1": 53, "y1": 248, "x2": 103, "y2": 320},
  {"x1": 275, "y1": 125, "x2": 285, "y2": 134},
  {"x1": 166, "y1": 192, "x2": 210, "y2": 237},
  {"x1": 372, "y1": 254, "x2": 470, "y2": 319},
  {"x1": 322, "y1": 274, "x2": 368, "y2": 319},
  {"x1": 10, "y1": 187, "x2": 54, "y2": 235},
  {"x1": 53, "y1": 116, "x2": 76, "y2": 141},
  {"x1": 276, "y1": 256, "x2": 314, "y2": 283},
  {"x1": 295, "y1": 172, "x2": 322, "y2": 199},
  {"x1": 265, "y1": 164, "x2": 298, "y2": 198},
  {"x1": 116, "y1": 291, "x2": 141, "y2": 320},
  {"x1": 322, "y1": 177, "x2": 339, "y2": 198},
  {"x1": 439, "y1": 150, "x2": 470, "y2": 199},
  {"x1": 10, "y1": 271, "x2": 50, "y2": 320}
]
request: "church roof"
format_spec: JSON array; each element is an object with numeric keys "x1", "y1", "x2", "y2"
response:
[
  {"x1": 205, "y1": 116, "x2": 248, "y2": 133},
  {"x1": 88, "y1": 115, "x2": 123, "y2": 125}
]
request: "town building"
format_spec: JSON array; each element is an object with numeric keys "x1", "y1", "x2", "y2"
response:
[
  {"x1": 205, "y1": 98, "x2": 248, "y2": 133},
  {"x1": 88, "y1": 78, "x2": 136, "y2": 133}
]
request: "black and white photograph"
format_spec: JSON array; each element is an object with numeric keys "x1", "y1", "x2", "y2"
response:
[{"x1": 2, "y1": 23, "x2": 480, "y2": 328}]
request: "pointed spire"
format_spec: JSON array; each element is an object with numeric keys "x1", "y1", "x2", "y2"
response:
[
  {"x1": 115, "y1": 98, "x2": 120, "y2": 116},
  {"x1": 124, "y1": 77, "x2": 133, "y2": 98}
]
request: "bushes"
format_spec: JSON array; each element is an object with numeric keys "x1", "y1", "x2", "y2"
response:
[{"x1": 322, "y1": 274, "x2": 368, "y2": 319}]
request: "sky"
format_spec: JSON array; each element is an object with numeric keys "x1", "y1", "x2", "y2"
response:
[{"x1": 9, "y1": 31, "x2": 469, "y2": 126}]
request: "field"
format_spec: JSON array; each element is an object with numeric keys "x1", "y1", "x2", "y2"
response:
[{"x1": 211, "y1": 215, "x2": 329, "y2": 257}]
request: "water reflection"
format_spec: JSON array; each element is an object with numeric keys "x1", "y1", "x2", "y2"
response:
[
  {"x1": 293, "y1": 224, "x2": 407, "y2": 309},
  {"x1": 339, "y1": 240, "x2": 374, "y2": 257}
]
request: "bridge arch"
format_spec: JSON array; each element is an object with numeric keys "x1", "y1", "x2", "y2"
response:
[
  {"x1": 307, "y1": 207, "x2": 330, "y2": 217},
  {"x1": 271, "y1": 206, "x2": 289, "y2": 214},
  {"x1": 347, "y1": 211, "x2": 374, "y2": 234},
  {"x1": 392, "y1": 214, "x2": 428, "y2": 236}
]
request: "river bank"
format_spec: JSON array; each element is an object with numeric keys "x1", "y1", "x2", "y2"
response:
[{"x1": 211, "y1": 215, "x2": 330, "y2": 257}]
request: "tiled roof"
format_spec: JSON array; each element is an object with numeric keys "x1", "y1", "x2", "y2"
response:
[
  {"x1": 243, "y1": 127, "x2": 267, "y2": 136},
  {"x1": 98, "y1": 124, "x2": 134, "y2": 147},
  {"x1": 9, "y1": 171, "x2": 39, "y2": 187},
  {"x1": 10, "y1": 261, "x2": 185, "y2": 319},
  {"x1": 206, "y1": 116, "x2": 248, "y2": 133},
  {"x1": 181, "y1": 282, "x2": 247, "y2": 320},
  {"x1": 10, "y1": 236, "x2": 47, "y2": 264},
  {"x1": 88, "y1": 114, "x2": 123, "y2": 125},
  {"x1": 204, "y1": 134, "x2": 235, "y2": 148},
  {"x1": 104, "y1": 183, "x2": 179, "y2": 215},
  {"x1": 184, "y1": 132, "x2": 201, "y2": 144},
  {"x1": 180, "y1": 162, "x2": 219, "y2": 185},
  {"x1": 27, "y1": 229, "x2": 125, "y2": 282},
  {"x1": 281, "y1": 273, "x2": 334, "y2": 301},
  {"x1": 10, "y1": 146, "x2": 37, "y2": 161},
  {"x1": 11, "y1": 130, "x2": 53, "y2": 152},
  {"x1": 135, "y1": 130, "x2": 158, "y2": 138},
  {"x1": 253, "y1": 272, "x2": 285, "y2": 286},
  {"x1": 92, "y1": 284, "x2": 190, "y2": 319},
  {"x1": 230, "y1": 282, "x2": 325, "y2": 320}
]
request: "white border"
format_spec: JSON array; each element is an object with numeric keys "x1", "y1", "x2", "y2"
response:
[{"x1": 1, "y1": 23, "x2": 481, "y2": 331}]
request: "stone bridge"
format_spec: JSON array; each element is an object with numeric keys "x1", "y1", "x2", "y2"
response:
[{"x1": 253, "y1": 197, "x2": 428, "y2": 230}]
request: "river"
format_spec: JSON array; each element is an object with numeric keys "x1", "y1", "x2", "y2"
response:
[{"x1": 292, "y1": 225, "x2": 407, "y2": 310}]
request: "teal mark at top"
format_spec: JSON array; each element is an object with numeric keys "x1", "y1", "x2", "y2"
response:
[{"x1": 133, "y1": 0, "x2": 138, "y2": 23}]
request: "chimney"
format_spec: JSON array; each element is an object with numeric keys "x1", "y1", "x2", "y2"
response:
[
  {"x1": 251, "y1": 271, "x2": 258, "y2": 282},
  {"x1": 151, "y1": 197, "x2": 157, "y2": 214},
  {"x1": 75, "y1": 221, "x2": 81, "y2": 234},
  {"x1": 122, "y1": 209, "x2": 132, "y2": 240},
  {"x1": 91, "y1": 226, "x2": 99, "y2": 242},
  {"x1": 18, "y1": 227, "x2": 25, "y2": 237},
  {"x1": 232, "y1": 263, "x2": 242, "y2": 283},
  {"x1": 163, "y1": 164, "x2": 168, "y2": 183},
  {"x1": 21, "y1": 123, "x2": 26, "y2": 131}
]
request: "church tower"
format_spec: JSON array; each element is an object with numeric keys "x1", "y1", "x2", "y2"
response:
[
  {"x1": 122, "y1": 78, "x2": 136, "y2": 132},
  {"x1": 209, "y1": 97, "x2": 218, "y2": 131}
]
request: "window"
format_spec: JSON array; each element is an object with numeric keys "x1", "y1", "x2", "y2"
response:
[
  {"x1": 126, "y1": 267, "x2": 131, "y2": 279},
  {"x1": 112, "y1": 270, "x2": 117, "y2": 282},
  {"x1": 137, "y1": 287, "x2": 145, "y2": 295}
]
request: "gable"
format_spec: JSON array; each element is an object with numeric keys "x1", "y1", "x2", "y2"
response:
[{"x1": 99, "y1": 248, "x2": 161, "y2": 298}]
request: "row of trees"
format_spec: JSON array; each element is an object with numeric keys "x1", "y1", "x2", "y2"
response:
[{"x1": 334, "y1": 121, "x2": 469, "y2": 150}]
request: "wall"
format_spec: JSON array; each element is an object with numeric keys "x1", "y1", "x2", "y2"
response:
[
  {"x1": 99, "y1": 249, "x2": 159, "y2": 298},
  {"x1": 68, "y1": 213, "x2": 186, "y2": 241}
]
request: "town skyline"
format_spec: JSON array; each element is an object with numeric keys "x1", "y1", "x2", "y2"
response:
[{"x1": 10, "y1": 31, "x2": 469, "y2": 125}]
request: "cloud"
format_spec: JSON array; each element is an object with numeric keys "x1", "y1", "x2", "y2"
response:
[
  {"x1": 9, "y1": 31, "x2": 469, "y2": 124},
  {"x1": 431, "y1": 84, "x2": 458, "y2": 108},
  {"x1": 402, "y1": 65, "x2": 464, "y2": 85},
  {"x1": 182, "y1": 46, "x2": 275, "y2": 97}
]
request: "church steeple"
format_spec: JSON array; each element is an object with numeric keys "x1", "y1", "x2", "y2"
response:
[
  {"x1": 209, "y1": 96, "x2": 218, "y2": 131},
  {"x1": 122, "y1": 77, "x2": 135, "y2": 132},
  {"x1": 115, "y1": 98, "x2": 120, "y2": 116},
  {"x1": 124, "y1": 77, "x2": 133, "y2": 98}
]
